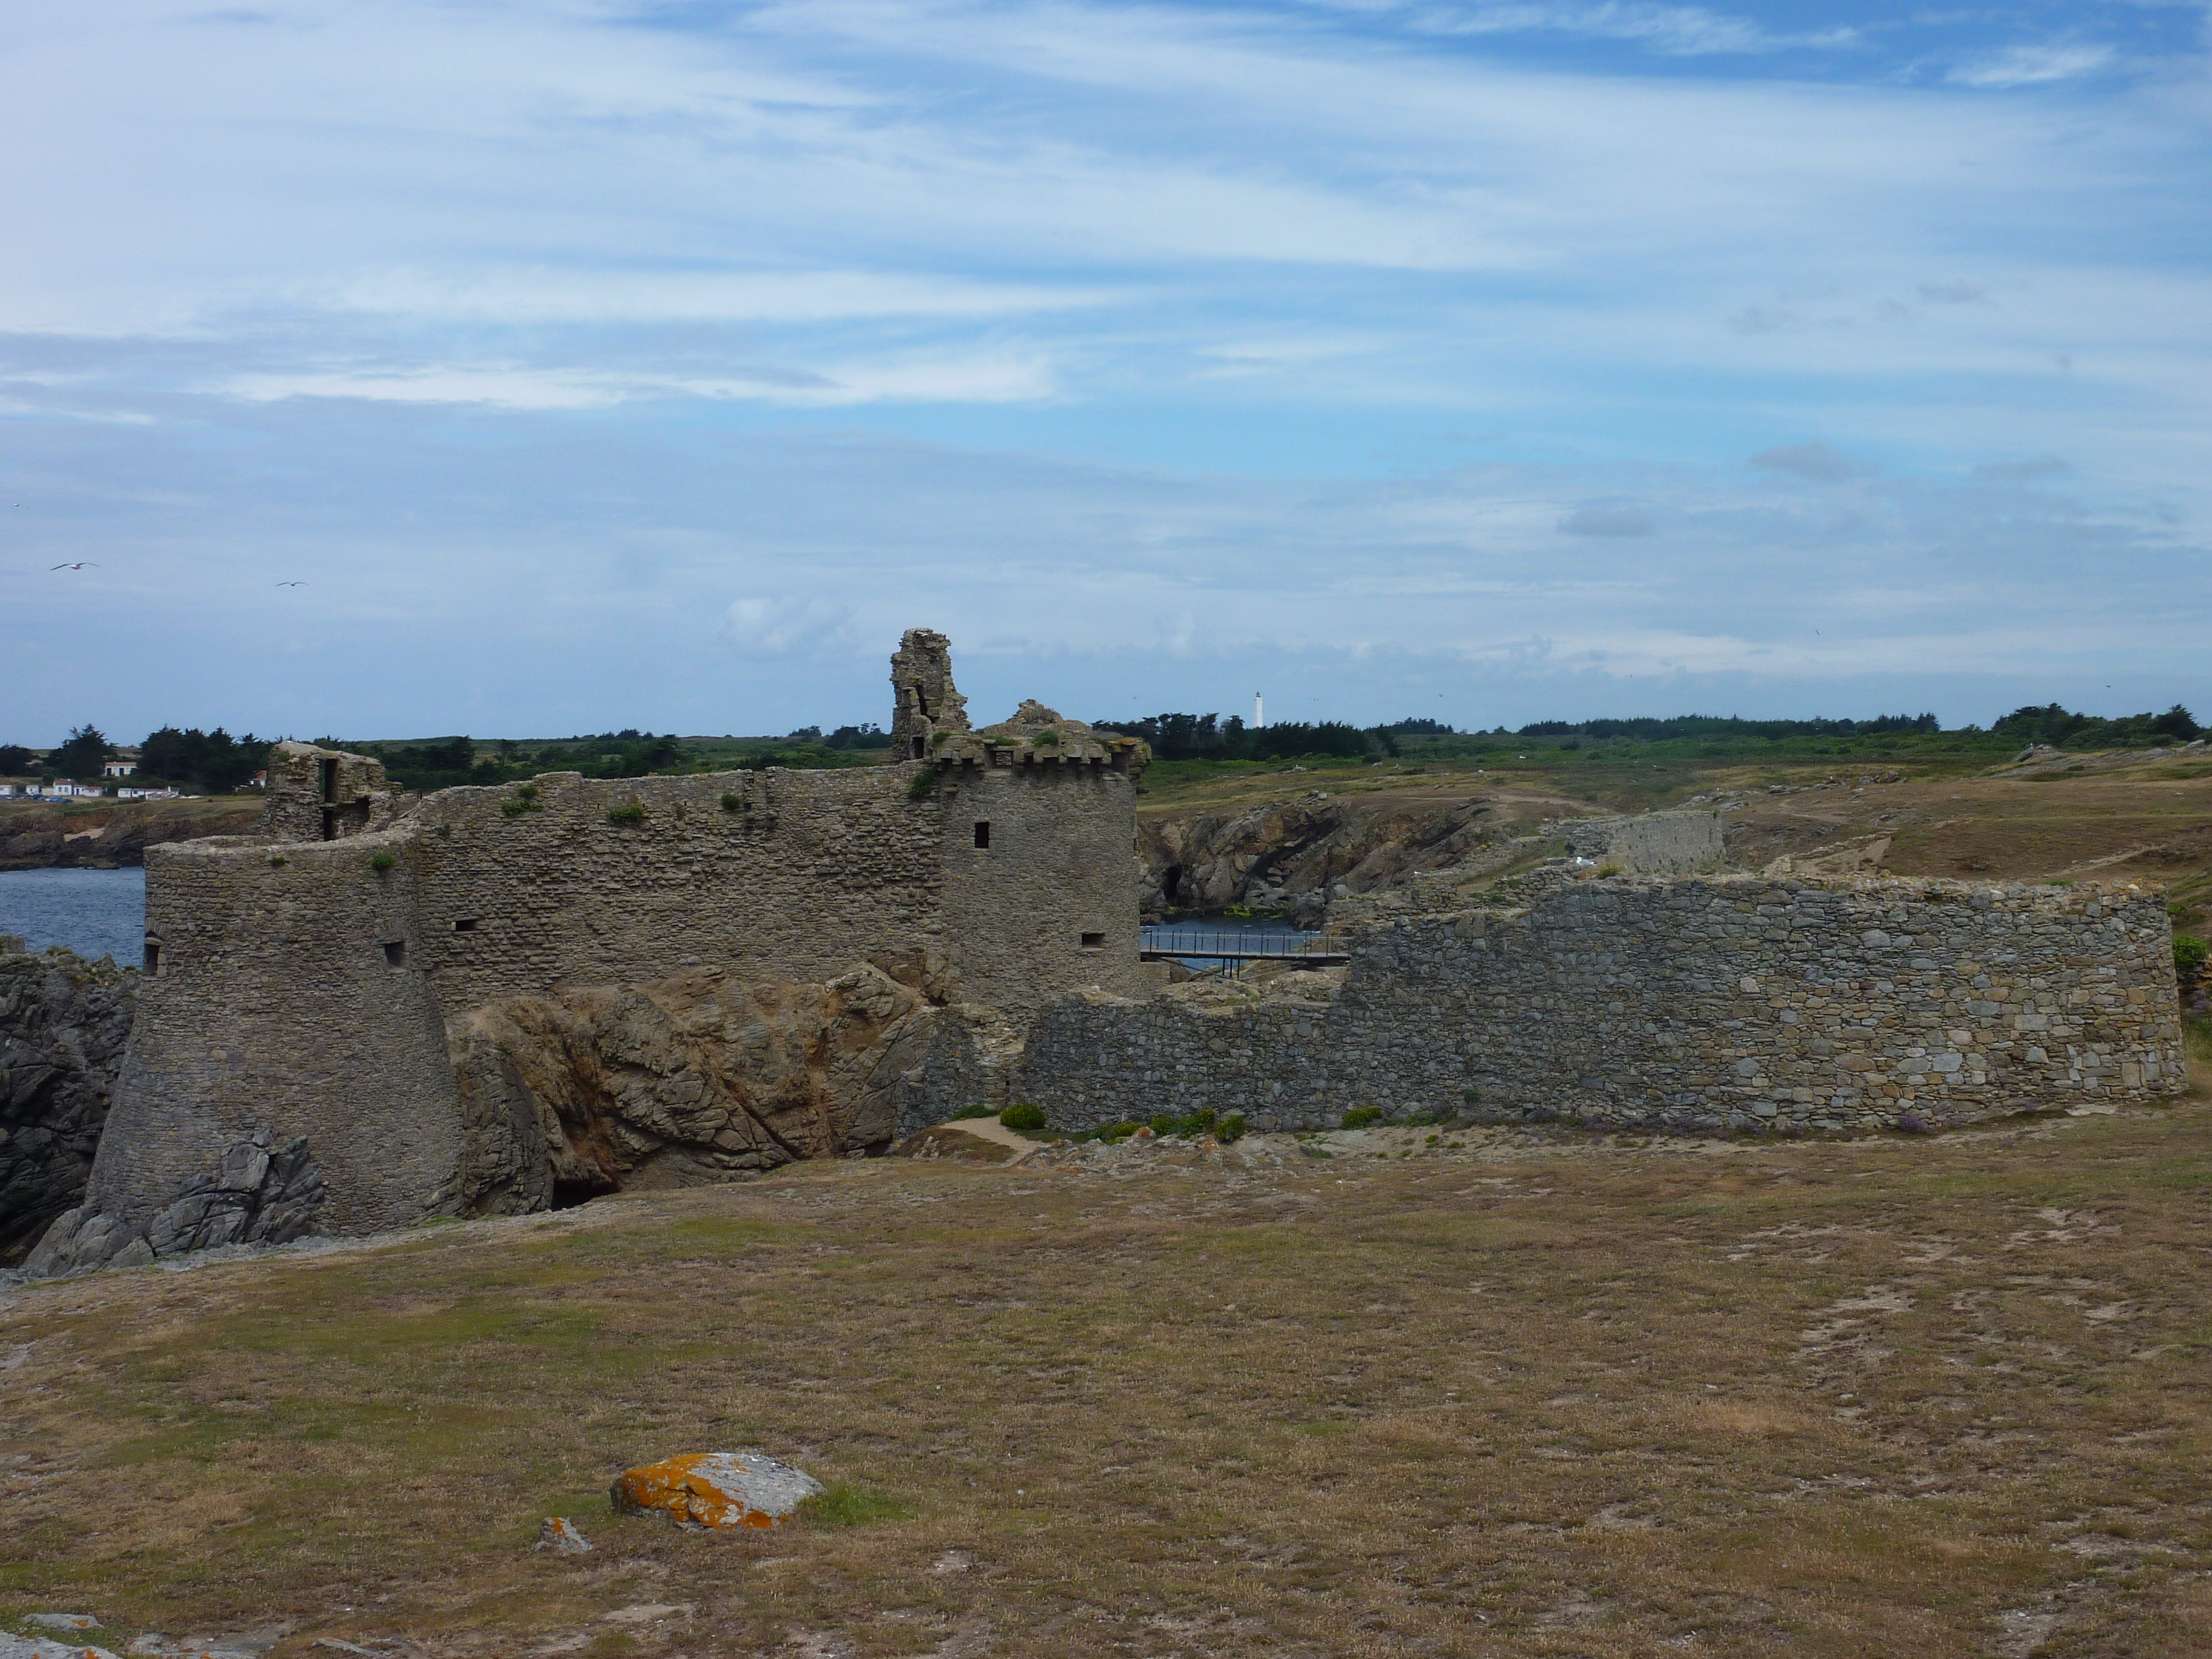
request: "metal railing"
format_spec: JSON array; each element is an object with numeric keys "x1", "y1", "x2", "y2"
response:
[{"x1": 1139, "y1": 925, "x2": 1343, "y2": 962}]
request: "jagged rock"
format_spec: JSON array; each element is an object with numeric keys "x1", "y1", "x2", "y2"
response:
[
  {"x1": 609, "y1": 1452, "x2": 823, "y2": 1530},
  {"x1": 0, "y1": 801, "x2": 261, "y2": 873},
  {"x1": 21, "y1": 1130, "x2": 323, "y2": 1278},
  {"x1": 0, "y1": 947, "x2": 135, "y2": 1265},
  {"x1": 446, "y1": 957, "x2": 1013, "y2": 1208}
]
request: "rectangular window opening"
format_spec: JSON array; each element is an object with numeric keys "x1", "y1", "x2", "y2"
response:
[
  {"x1": 973, "y1": 821, "x2": 990, "y2": 849},
  {"x1": 142, "y1": 941, "x2": 160, "y2": 975},
  {"x1": 453, "y1": 918, "x2": 478, "y2": 932},
  {"x1": 320, "y1": 806, "x2": 336, "y2": 842},
  {"x1": 911, "y1": 737, "x2": 927, "y2": 759},
  {"x1": 383, "y1": 940, "x2": 407, "y2": 968},
  {"x1": 1080, "y1": 931, "x2": 1105, "y2": 950},
  {"x1": 320, "y1": 757, "x2": 340, "y2": 803}
]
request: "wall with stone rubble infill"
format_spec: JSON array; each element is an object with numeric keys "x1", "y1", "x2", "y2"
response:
[{"x1": 1016, "y1": 876, "x2": 2183, "y2": 1135}]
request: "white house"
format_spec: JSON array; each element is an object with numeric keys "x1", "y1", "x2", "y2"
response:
[{"x1": 104, "y1": 758, "x2": 138, "y2": 777}]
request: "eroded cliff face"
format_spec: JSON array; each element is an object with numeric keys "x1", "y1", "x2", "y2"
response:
[
  {"x1": 0, "y1": 802, "x2": 262, "y2": 871},
  {"x1": 1138, "y1": 793, "x2": 1508, "y2": 918},
  {"x1": 0, "y1": 948, "x2": 134, "y2": 1264},
  {"x1": 444, "y1": 950, "x2": 1010, "y2": 1211}
]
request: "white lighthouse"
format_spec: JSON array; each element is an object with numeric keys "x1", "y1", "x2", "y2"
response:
[{"x1": 1253, "y1": 692, "x2": 1264, "y2": 729}]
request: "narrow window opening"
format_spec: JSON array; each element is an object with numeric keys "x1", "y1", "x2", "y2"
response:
[
  {"x1": 320, "y1": 806, "x2": 337, "y2": 842},
  {"x1": 453, "y1": 918, "x2": 478, "y2": 932},
  {"x1": 142, "y1": 941, "x2": 161, "y2": 975},
  {"x1": 320, "y1": 758, "x2": 340, "y2": 803},
  {"x1": 973, "y1": 821, "x2": 991, "y2": 849},
  {"x1": 1080, "y1": 931, "x2": 1105, "y2": 950},
  {"x1": 911, "y1": 737, "x2": 927, "y2": 759},
  {"x1": 383, "y1": 940, "x2": 407, "y2": 968}
]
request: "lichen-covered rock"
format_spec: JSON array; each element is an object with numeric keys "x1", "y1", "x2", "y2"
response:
[
  {"x1": 0, "y1": 1634, "x2": 120, "y2": 1659},
  {"x1": 609, "y1": 1452, "x2": 823, "y2": 1530},
  {"x1": 535, "y1": 1516, "x2": 594, "y2": 1554},
  {"x1": 445, "y1": 956, "x2": 1007, "y2": 1209},
  {"x1": 0, "y1": 947, "x2": 135, "y2": 1265}
]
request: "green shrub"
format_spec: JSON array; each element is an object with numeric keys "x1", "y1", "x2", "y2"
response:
[
  {"x1": 720, "y1": 791, "x2": 745, "y2": 813},
  {"x1": 1000, "y1": 1102, "x2": 1047, "y2": 1133},
  {"x1": 1463, "y1": 1087, "x2": 1481, "y2": 1104},
  {"x1": 2176, "y1": 934, "x2": 2209, "y2": 981},
  {"x1": 799, "y1": 1481, "x2": 910, "y2": 1527},
  {"x1": 1341, "y1": 1106, "x2": 1383, "y2": 1130},
  {"x1": 500, "y1": 799, "x2": 528, "y2": 817},
  {"x1": 606, "y1": 802, "x2": 645, "y2": 826},
  {"x1": 1595, "y1": 863, "x2": 1624, "y2": 879},
  {"x1": 949, "y1": 1104, "x2": 996, "y2": 1121},
  {"x1": 1149, "y1": 1112, "x2": 1176, "y2": 1136},
  {"x1": 370, "y1": 850, "x2": 397, "y2": 873},
  {"x1": 1032, "y1": 729, "x2": 1059, "y2": 745},
  {"x1": 906, "y1": 766, "x2": 939, "y2": 801},
  {"x1": 1216, "y1": 1113, "x2": 1245, "y2": 1143}
]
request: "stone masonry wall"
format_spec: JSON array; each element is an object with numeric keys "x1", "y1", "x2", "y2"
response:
[
  {"x1": 80, "y1": 751, "x2": 1149, "y2": 1243},
  {"x1": 1016, "y1": 875, "x2": 2182, "y2": 1134}
]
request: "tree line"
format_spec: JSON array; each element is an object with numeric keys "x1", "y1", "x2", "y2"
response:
[{"x1": 0, "y1": 725, "x2": 272, "y2": 793}]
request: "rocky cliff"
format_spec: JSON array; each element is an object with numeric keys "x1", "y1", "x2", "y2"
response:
[
  {"x1": 0, "y1": 947, "x2": 135, "y2": 1264},
  {"x1": 0, "y1": 801, "x2": 262, "y2": 871},
  {"x1": 1139, "y1": 792, "x2": 1507, "y2": 920},
  {"x1": 444, "y1": 951, "x2": 990, "y2": 1210}
]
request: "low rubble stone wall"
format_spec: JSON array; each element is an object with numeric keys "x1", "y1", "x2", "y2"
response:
[{"x1": 1017, "y1": 875, "x2": 2183, "y2": 1134}]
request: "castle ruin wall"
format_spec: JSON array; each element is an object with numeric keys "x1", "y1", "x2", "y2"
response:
[{"x1": 1016, "y1": 876, "x2": 2182, "y2": 1135}]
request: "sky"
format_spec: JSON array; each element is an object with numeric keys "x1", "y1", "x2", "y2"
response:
[{"x1": 4, "y1": 0, "x2": 2209, "y2": 743}]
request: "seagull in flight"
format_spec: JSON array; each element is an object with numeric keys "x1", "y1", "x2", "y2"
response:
[
  {"x1": 276, "y1": 580, "x2": 307, "y2": 587},
  {"x1": 50, "y1": 561, "x2": 96, "y2": 570}
]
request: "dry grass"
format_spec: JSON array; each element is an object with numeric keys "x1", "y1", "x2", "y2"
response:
[{"x1": 5, "y1": 1105, "x2": 2211, "y2": 1658}]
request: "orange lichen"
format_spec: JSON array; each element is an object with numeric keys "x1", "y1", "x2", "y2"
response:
[{"x1": 608, "y1": 1450, "x2": 821, "y2": 1530}]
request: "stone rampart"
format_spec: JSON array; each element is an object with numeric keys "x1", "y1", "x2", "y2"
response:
[
  {"x1": 1016, "y1": 875, "x2": 2182, "y2": 1134},
  {"x1": 55, "y1": 632, "x2": 1155, "y2": 1262}
]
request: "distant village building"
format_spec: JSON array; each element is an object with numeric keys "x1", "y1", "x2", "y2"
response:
[{"x1": 104, "y1": 758, "x2": 138, "y2": 777}]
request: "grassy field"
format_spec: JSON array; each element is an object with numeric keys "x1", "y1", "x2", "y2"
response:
[{"x1": 5, "y1": 1091, "x2": 2210, "y2": 1657}]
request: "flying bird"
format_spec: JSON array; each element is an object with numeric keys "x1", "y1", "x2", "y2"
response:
[
  {"x1": 50, "y1": 561, "x2": 96, "y2": 570},
  {"x1": 276, "y1": 581, "x2": 307, "y2": 587}
]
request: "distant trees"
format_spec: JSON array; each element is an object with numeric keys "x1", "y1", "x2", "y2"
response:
[
  {"x1": 50, "y1": 724, "x2": 115, "y2": 780},
  {"x1": 825, "y1": 723, "x2": 888, "y2": 749},
  {"x1": 139, "y1": 727, "x2": 270, "y2": 793},
  {"x1": 0, "y1": 743, "x2": 37, "y2": 776},
  {"x1": 1991, "y1": 703, "x2": 2199, "y2": 749},
  {"x1": 1090, "y1": 712, "x2": 1395, "y2": 763},
  {"x1": 1515, "y1": 713, "x2": 1940, "y2": 740}
]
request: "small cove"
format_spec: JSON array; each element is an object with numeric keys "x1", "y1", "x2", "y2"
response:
[{"x1": 0, "y1": 868, "x2": 147, "y2": 963}]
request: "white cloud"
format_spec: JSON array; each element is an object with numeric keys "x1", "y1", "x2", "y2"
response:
[
  {"x1": 1949, "y1": 43, "x2": 2116, "y2": 90},
  {"x1": 723, "y1": 597, "x2": 858, "y2": 655}
]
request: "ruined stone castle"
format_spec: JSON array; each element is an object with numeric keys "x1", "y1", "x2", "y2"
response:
[{"x1": 21, "y1": 630, "x2": 2188, "y2": 1276}]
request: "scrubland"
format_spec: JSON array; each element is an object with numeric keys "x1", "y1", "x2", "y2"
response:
[{"x1": 5, "y1": 1094, "x2": 2211, "y2": 1657}]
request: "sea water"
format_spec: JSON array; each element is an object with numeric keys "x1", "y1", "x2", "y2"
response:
[{"x1": 0, "y1": 868, "x2": 147, "y2": 964}]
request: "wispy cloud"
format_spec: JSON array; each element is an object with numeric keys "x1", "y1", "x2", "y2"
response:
[
  {"x1": 1949, "y1": 42, "x2": 2116, "y2": 89},
  {"x1": 0, "y1": 0, "x2": 2205, "y2": 740}
]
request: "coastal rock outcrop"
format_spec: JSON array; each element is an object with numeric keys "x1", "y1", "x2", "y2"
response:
[
  {"x1": 0, "y1": 947, "x2": 135, "y2": 1265},
  {"x1": 444, "y1": 952, "x2": 1009, "y2": 1209},
  {"x1": 22, "y1": 1129, "x2": 325, "y2": 1278},
  {"x1": 0, "y1": 802, "x2": 261, "y2": 871}
]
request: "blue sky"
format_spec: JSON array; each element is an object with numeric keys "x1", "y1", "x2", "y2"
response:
[{"x1": 4, "y1": 0, "x2": 2208, "y2": 742}]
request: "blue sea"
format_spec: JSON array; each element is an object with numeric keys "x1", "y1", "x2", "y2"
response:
[{"x1": 0, "y1": 868, "x2": 147, "y2": 964}]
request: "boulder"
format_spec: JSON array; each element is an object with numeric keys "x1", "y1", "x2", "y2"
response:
[
  {"x1": 0, "y1": 1635, "x2": 120, "y2": 1659},
  {"x1": 609, "y1": 1451, "x2": 823, "y2": 1530}
]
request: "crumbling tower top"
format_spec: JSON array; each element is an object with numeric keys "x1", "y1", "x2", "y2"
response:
[{"x1": 890, "y1": 628, "x2": 971, "y2": 759}]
